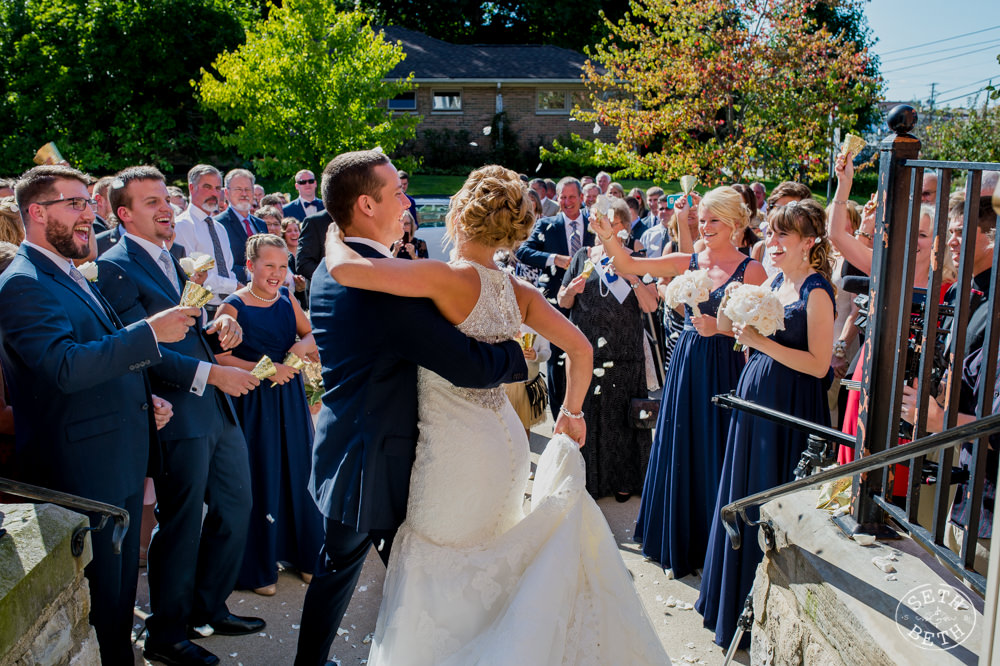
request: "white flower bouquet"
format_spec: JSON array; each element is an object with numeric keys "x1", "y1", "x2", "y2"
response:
[
  {"x1": 664, "y1": 268, "x2": 712, "y2": 316},
  {"x1": 722, "y1": 283, "x2": 786, "y2": 350}
]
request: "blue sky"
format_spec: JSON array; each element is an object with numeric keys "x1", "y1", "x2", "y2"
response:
[{"x1": 864, "y1": 1, "x2": 1000, "y2": 108}]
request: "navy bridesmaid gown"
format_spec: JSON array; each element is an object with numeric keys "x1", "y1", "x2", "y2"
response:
[
  {"x1": 224, "y1": 288, "x2": 324, "y2": 589},
  {"x1": 634, "y1": 254, "x2": 752, "y2": 577},
  {"x1": 696, "y1": 272, "x2": 834, "y2": 648}
]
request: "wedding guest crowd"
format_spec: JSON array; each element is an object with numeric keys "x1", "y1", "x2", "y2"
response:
[{"x1": 1, "y1": 149, "x2": 997, "y2": 664}]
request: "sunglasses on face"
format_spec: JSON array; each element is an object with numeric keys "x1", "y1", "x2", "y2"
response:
[{"x1": 297, "y1": 178, "x2": 316, "y2": 185}]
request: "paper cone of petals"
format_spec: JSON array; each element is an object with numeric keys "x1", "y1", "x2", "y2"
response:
[
  {"x1": 840, "y1": 134, "x2": 866, "y2": 160},
  {"x1": 33, "y1": 142, "x2": 64, "y2": 165},
  {"x1": 251, "y1": 355, "x2": 277, "y2": 380},
  {"x1": 180, "y1": 281, "x2": 214, "y2": 308}
]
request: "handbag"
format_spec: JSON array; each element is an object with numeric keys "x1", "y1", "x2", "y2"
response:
[{"x1": 629, "y1": 397, "x2": 660, "y2": 430}]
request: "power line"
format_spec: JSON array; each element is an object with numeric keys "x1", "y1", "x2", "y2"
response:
[
  {"x1": 936, "y1": 83, "x2": 994, "y2": 107},
  {"x1": 882, "y1": 37, "x2": 1000, "y2": 64},
  {"x1": 881, "y1": 24, "x2": 1000, "y2": 56},
  {"x1": 936, "y1": 75, "x2": 1000, "y2": 97},
  {"x1": 884, "y1": 44, "x2": 1000, "y2": 74}
]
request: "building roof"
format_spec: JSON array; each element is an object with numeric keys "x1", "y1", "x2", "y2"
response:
[{"x1": 381, "y1": 26, "x2": 588, "y2": 83}]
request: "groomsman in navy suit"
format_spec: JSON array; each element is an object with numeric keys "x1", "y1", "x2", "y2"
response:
[
  {"x1": 214, "y1": 168, "x2": 266, "y2": 285},
  {"x1": 0, "y1": 165, "x2": 198, "y2": 664},
  {"x1": 515, "y1": 176, "x2": 594, "y2": 418},
  {"x1": 97, "y1": 165, "x2": 265, "y2": 666},
  {"x1": 294, "y1": 151, "x2": 527, "y2": 666},
  {"x1": 282, "y1": 169, "x2": 324, "y2": 222}
]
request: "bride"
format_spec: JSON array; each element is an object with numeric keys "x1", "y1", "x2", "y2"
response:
[{"x1": 325, "y1": 165, "x2": 669, "y2": 665}]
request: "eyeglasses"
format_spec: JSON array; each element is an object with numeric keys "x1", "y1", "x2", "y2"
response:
[
  {"x1": 296, "y1": 178, "x2": 316, "y2": 185},
  {"x1": 34, "y1": 197, "x2": 98, "y2": 211}
]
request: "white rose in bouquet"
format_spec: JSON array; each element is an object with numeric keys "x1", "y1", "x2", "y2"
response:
[
  {"x1": 722, "y1": 283, "x2": 786, "y2": 350},
  {"x1": 664, "y1": 268, "x2": 713, "y2": 316}
]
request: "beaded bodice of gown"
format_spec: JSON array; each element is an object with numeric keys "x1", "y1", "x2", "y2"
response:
[{"x1": 407, "y1": 260, "x2": 529, "y2": 548}]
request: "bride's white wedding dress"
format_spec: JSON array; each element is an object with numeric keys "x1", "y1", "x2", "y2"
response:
[{"x1": 368, "y1": 262, "x2": 669, "y2": 665}]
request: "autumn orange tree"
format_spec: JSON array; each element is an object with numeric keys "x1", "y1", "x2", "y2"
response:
[{"x1": 552, "y1": 0, "x2": 882, "y2": 184}]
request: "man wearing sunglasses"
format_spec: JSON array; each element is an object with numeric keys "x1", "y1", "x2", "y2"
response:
[{"x1": 283, "y1": 169, "x2": 322, "y2": 223}]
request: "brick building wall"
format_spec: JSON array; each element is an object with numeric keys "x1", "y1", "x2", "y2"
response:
[{"x1": 401, "y1": 84, "x2": 613, "y2": 156}]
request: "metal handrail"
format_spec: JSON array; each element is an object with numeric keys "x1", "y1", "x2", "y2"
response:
[
  {"x1": 0, "y1": 478, "x2": 130, "y2": 555},
  {"x1": 718, "y1": 411, "x2": 1000, "y2": 550}
]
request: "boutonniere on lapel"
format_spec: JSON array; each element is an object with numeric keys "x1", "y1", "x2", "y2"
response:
[{"x1": 77, "y1": 261, "x2": 99, "y2": 282}]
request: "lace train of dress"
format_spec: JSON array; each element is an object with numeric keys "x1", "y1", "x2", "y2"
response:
[{"x1": 367, "y1": 263, "x2": 668, "y2": 665}]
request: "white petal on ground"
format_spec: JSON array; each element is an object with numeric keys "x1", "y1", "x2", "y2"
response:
[
  {"x1": 593, "y1": 122, "x2": 601, "y2": 134},
  {"x1": 593, "y1": 368, "x2": 605, "y2": 377},
  {"x1": 483, "y1": 126, "x2": 492, "y2": 135}
]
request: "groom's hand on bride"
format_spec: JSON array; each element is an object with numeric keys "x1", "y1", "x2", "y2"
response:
[{"x1": 554, "y1": 413, "x2": 586, "y2": 447}]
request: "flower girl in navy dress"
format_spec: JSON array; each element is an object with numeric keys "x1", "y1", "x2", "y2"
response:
[
  {"x1": 594, "y1": 187, "x2": 767, "y2": 578},
  {"x1": 696, "y1": 200, "x2": 835, "y2": 647},
  {"x1": 216, "y1": 234, "x2": 324, "y2": 596}
]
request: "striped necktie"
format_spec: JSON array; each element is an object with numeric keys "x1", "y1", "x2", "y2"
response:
[
  {"x1": 569, "y1": 219, "x2": 581, "y2": 257},
  {"x1": 158, "y1": 249, "x2": 181, "y2": 296},
  {"x1": 204, "y1": 217, "x2": 230, "y2": 278}
]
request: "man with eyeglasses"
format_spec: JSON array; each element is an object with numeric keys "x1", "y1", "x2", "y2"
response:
[
  {"x1": 922, "y1": 170, "x2": 939, "y2": 204},
  {"x1": 0, "y1": 164, "x2": 198, "y2": 664},
  {"x1": 215, "y1": 168, "x2": 266, "y2": 286},
  {"x1": 283, "y1": 169, "x2": 322, "y2": 222}
]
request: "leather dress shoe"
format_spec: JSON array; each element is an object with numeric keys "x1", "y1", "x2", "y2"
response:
[
  {"x1": 195, "y1": 613, "x2": 266, "y2": 636},
  {"x1": 143, "y1": 639, "x2": 220, "y2": 666}
]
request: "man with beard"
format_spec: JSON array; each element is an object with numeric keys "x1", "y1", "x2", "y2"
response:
[
  {"x1": 214, "y1": 169, "x2": 266, "y2": 285},
  {"x1": 174, "y1": 165, "x2": 241, "y2": 318},
  {"x1": 0, "y1": 164, "x2": 197, "y2": 663}
]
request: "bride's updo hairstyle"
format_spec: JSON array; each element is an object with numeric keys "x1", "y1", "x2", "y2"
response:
[
  {"x1": 699, "y1": 186, "x2": 751, "y2": 243},
  {"x1": 768, "y1": 199, "x2": 833, "y2": 281},
  {"x1": 446, "y1": 165, "x2": 536, "y2": 249}
]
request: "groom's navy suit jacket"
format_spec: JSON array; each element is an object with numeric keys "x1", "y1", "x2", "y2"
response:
[
  {"x1": 0, "y1": 243, "x2": 160, "y2": 502},
  {"x1": 515, "y1": 210, "x2": 594, "y2": 303},
  {"x1": 308, "y1": 243, "x2": 527, "y2": 534}
]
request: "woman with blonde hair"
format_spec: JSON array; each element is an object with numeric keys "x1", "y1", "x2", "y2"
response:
[
  {"x1": 0, "y1": 197, "x2": 24, "y2": 245},
  {"x1": 325, "y1": 165, "x2": 669, "y2": 665},
  {"x1": 215, "y1": 233, "x2": 324, "y2": 595},
  {"x1": 594, "y1": 185, "x2": 766, "y2": 577}
]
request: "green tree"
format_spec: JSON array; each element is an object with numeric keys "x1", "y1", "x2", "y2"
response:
[
  {"x1": 337, "y1": 0, "x2": 628, "y2": 50},
  {"x1": 196, "y1": 2, "x2": 418, "y2": 176},
  {"x1": 558, "y1": 0, "x2": 882, "y2": 185},
  {"x1": 0, "y1": 0, "x2": 255, "y2": 176},
  {"x1": 921, "y1": 106, "x2": 1000, "y2": 164}
]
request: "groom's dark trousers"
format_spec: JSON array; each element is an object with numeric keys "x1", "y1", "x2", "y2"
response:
[{"x1": 294, "y1": 251, "x2": 526, "y2": 666}]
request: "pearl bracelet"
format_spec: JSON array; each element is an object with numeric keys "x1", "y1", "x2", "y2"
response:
[{"x1": 559, "y1": 405, "x2": 585, "y2": 419}]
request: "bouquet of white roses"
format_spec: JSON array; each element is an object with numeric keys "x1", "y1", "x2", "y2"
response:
[
  {"x1": 722, "y1": 283, "x2": 785, "y2": 350},
  {"x1": 664, "y1": 268, "x2": 712, "y2": 316}
]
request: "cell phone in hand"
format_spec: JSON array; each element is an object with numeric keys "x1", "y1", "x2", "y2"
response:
[{"x1": 402, "y1": 231, "x2": 411, "y2": 244}]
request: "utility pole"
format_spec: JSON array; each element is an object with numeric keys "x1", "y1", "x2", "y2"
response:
[{"x1": 928, "y1": 82, "x2": 938, "y2": 112}]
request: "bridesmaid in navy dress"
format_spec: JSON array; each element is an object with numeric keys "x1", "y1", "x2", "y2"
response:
[
  {"x1": 216, "y1": 234, "x2": 324, "y2": 596},
  {"x1": 696, "y1": 200, "x2": 835, "y2": 648},
  {"x1": 595, "y1": 187, "x2": 766, "y2": 577}
]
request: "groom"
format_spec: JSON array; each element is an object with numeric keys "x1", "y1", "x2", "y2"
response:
[{"x1": 295, "y1": 151, "x2": 527, "y2": 666}]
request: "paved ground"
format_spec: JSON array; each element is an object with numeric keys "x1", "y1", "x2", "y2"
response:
[{"x1": 133, "y1": 421, "x2": 749, "y2": 666}]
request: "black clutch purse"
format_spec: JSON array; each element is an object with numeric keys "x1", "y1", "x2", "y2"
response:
[{"x1": 629, "y1": 398, "x2": 660, "y2": 429}]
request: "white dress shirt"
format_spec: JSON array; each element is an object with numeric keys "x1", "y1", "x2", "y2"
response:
[
  {"x1": 344, "y1": 236, "x2": 393, "y2": 258},
  {"x1": 173, "y1": 204, "x2": 240, "y2": 305},
  {"x1": 123, "y1": 231, "x2": 212, "y2": 395}
]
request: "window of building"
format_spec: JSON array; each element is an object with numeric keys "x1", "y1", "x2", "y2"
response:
[
  {"x1": 432, "y1": 91, "x2": 462, "y2": 112},
  {"x1": 536, "y1": 90, "x2": 590, "y2": 115},
  {"x1": 388, "y1": 92, "x2": 417, "y2": 111}
]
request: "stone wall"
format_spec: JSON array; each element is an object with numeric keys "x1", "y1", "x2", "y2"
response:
[
  {"x1": 751, "y1": 490, "x2": 984, "y2": 665},
  {"x1": 0, "y1": 503, "x2": 99, "y2": 666}
]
